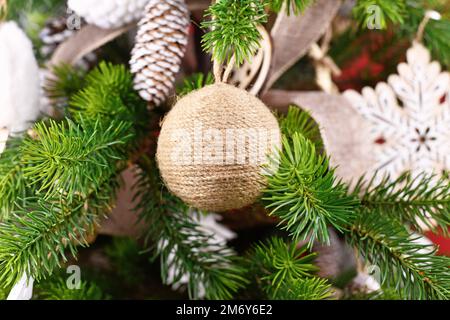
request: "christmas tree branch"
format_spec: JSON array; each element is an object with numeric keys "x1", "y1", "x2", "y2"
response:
[
  {"x1": 35, "y1": 271, "x2": 106, "y2": 300},
  {"x1": 0, "y1": 137, "x2": 29, "y2": 220},
  {"x1": 201, "y1": 0, "x2": 268, "y2": 65},
  {"x1": 269, "y1": 0, "x2": 314, "y2": 15},
  {"x1": 353, "y1": 0, "x2": 406, "y2": 29},
  {"x1": 134, "y1": 155, "x2": 248, "y2": 300},
  {"x1": 352, "y1": 173, "x2": 450, "y2": 234},
  {"x1": 0, "y1": 181, "x2": 118, "y2": 288},
  {"x1": 278, "y1": 106, "x2": 323, "y2": 151},
  {"x1": 21, "y1": 118, "x2": 132, "y2": 200},
  {"x1": 353, "y1": 0, "x2": 450, "y2": 66},
  {"x1": 176, "y1": 72, "x2": 214, "y2": 97},
  {"x1": 263, "y1": 133, "x2": 358, "y2": 247},
  {"x1": 247, "y1": 237, "x2": 332, "y2": 299},
  {"x1": 346, "y1": 211, "x2": 450, "y2": 300},
  {"x1": 0, "y1": 63, "x2": 145, "y2": 288}
]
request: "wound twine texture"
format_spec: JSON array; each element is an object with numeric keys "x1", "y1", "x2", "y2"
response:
[{"x1": 157, "y1": 83, "x2": 281, "y2": 212}]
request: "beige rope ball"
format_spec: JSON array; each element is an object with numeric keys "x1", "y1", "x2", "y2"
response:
[{"x1": 156, "y1": 83, "x2": 281, "y2": 212}]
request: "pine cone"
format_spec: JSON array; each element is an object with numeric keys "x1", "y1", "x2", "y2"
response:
[
  {"x1": 39, "y1": 17, "x2": 75, "y2": 58},
  {"x1": 130, "y1": 0, "x2": 190, "y2": 107},
  {"x1": 39, "y1": 16, "x2": 97, "y2": 70},
  {"x1": 68, "y1": 0, "x2": 149, "y2": 29}
]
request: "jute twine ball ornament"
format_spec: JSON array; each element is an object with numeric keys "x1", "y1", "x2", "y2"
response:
[{"x1": 156, "y1": 83, "x2": 281, "y2": 212}]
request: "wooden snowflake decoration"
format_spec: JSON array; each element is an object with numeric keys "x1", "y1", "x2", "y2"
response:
[{"x1": 344, "y1": 42, "x2": 450, "y2": 179}]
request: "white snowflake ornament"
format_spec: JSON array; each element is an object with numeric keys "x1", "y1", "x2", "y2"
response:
[
  {"x1": 68, "y1": 0, "x2": 150, "y2": 29},
  {"x1": 0, "y1": 21, "x2": 41, "y2": 134},
  {"x1": 344, "y1": 42, "x2": 450, "y2": 179}
]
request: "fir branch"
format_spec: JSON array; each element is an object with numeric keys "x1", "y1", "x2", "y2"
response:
[
  {"x1": 263, "y1": 133, "x2": 358, "y2": 247},
  {"x1": 36, "y1": 277, "x2": 105, "y2": 300},
  {"x1": 347, "y1": 211, "x2": 450, "y2": 300},
  {"x1": 5, "y1": 0, "x2": 63, "y2": 21},
  {"x1": 104, "y1": 237, "x2": 144, "y2": 285},
  {"x1": 20, "y1": 119, "x2": 131, "y2": 200},
  {"x1": 424, "y1": 18, "x2": 450, "y2": 67},
  {"x1": 247, "y1": 237, "x2": 332, "y2": 299},
  {"x1": 344, "y1": 288, "x2": 402, "y2": 300},
  {"x1": 269, "y1": 0, "x2": 314, "y2": 15},
  {"x1": 352, "y1": 173, "x2": 450, "y2": 234},
  {"x1": 0, "y1": 196, "x2": 100, "y2": 288},
  {"x1": 176, "y1": 72, "x2": 214, "y2": 97},
  {"x1": 69, "y1": 62, "x2": 148, "y2": 133},
  {"x1": 353, "y1": 0, "x2": 406, "y2": 29},
  {"x1": 274, "y1": 277, "x2": 333, "y2": 300},
  {"x1": 201, "y1": 0, "x2": 268, "y2": 65},
  {"x1": 134, "y1": 155, "x2": 248, "y2": 300},
  {"x1": 0, "y1": 137, "x2": 29, "y2": 220},
  {"x1": 248, "y1": 237, "x2": 318, "y2": 295},
  {"x1": 45, "y1": 64, "x2": 87, "y2": 111},
  {"x1": 278, "y1": 106, "x2": 323, "y2": 150},
  {"x1": 0, "y1": 168, "x2": 120, "y2": 288},
  {"x1": 400, "y1": 1, "x2": 450, "y2": 67}
]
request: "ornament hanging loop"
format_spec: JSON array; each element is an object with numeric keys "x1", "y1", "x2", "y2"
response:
[
  {"x1": 212, "y1": 53, "x2": 236, "y2": 84},
  {"x1": 415, "y1": 10, "x2": 441, "y2": 43},
  {"x1": 222, "y1": 54, "x2": 236, "y2": 83}
]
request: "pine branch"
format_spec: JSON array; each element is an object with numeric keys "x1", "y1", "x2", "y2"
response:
[
  {"x1": 21, "y1": 119, "x2": 132, "y2": 200},
  {"x1": 36, "y1": 276, "x2": 105, "y2": 300},
  {"x1": 353, "y1": 0, "x2": 406, "y2": 29},
  {"x1": 176, "y1": 72, "x2": 214, "y2": 97},
  {"x1": 278, "y1": 106, "x2": 323, "y2": 151},
  {"x1": 104, "y1": 237, "x2": 144, "y2": 286},
  {"x1": 69, "y1": 62, "x2": 148, "y2": 133},
  {"x1": 352, "y1": 173, "x2": 450, "y2": 234},
  {"x1": 274, "y1": 277, "x2": 333, "y2": 300},
  {"x1": 353, "y1": 0, "x2": 450, "y2": 67},
  {"x1": 269, "y1": 0, "x2": 314, "y2": 15},
  {"x1": 344, "y1": 288, "x2": 402, "y2": 300},
  {"x1": 0, "y1": 137, "x2": 30, "y2": 220},
  {"x1": 201, "y1": 0, "x2": 268, "y2": 65},
  {"x1": 247, "y1": 237, "x2": 332, "y2": 299},
  {"x1": 400, "y1": 1, "x2": 450, "y2": 67},
  {"x1": 0, "y1": 191, "x2": 110, "y2": 287},
  {"x1": 346, "y1": 211, "x2": 450, "y2": 300},
  {"x1": 5, "y1": 0, "x2": 63, "y2": 20},
  {"x1": 0, "y1": 62, "x2": 145, "y2": 288},
  {"x1": 45, "y1": 64, "x2": 87, "y2": 112},
  {"x1": 263, "y1": 133, "x2": 358, "y2": 247},
  {"x1": 134, "y1": 155, "x2": 248, "y2": 300}
]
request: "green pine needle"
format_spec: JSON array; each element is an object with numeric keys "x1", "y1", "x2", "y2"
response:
[
  {"x1": 347, "y1": 211, "x2": 450, "y2": 300},
  {"x1": 0, "y1": 137, "x2": 29, "y2": 220},
  {"x1": 201, "y1": 0, "x2": 268, "y2": 65},
  {"x1": 352, "y1": 172, "x2": 450, "y2": 234},
  {"x1": 279, "y1": 106, "x2": 323, "y2": 150},
  {"x1": 134, "y1": 155, "x2": 248, "y2": 300},
  {"x1": 21, "y1": 119, "x2": 132, "y2": 200},
  {"x1": 249, "y1": 237, "x2": 318, "y2": 294},
  {"x1": 104, "y1": 237, "x2": 144, "y2": 285},
  {"x1": 248, "y1": 237, "x2": 332, "y2": 299},
  {"x1": 37, "y1": 277, "x2": 105, "y2": 300},
  {"x1": 69, "y1": 62, "x2": 148, "y2": 131},
  {"x1": 176, "y1": 73, "x2": 214, "y2": 97},
  {"x1": 269, "y1": 0, "x2": 314, "y2": 15},
  {"x1": 45, "y1": 64, "x2": 87, "y2": 111},
  {"x1": 0, "y1": 196, "x2": 99, "y2": 287},
  {"x1": 274, "y1": 277, "x2": 333, "y2": 300},
  {"x1": 263, "y1": 133, "x2": 358, "y2": 247},
  {"x1": 353, "y1": 0, "x2": 406, "y2": 29}
]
